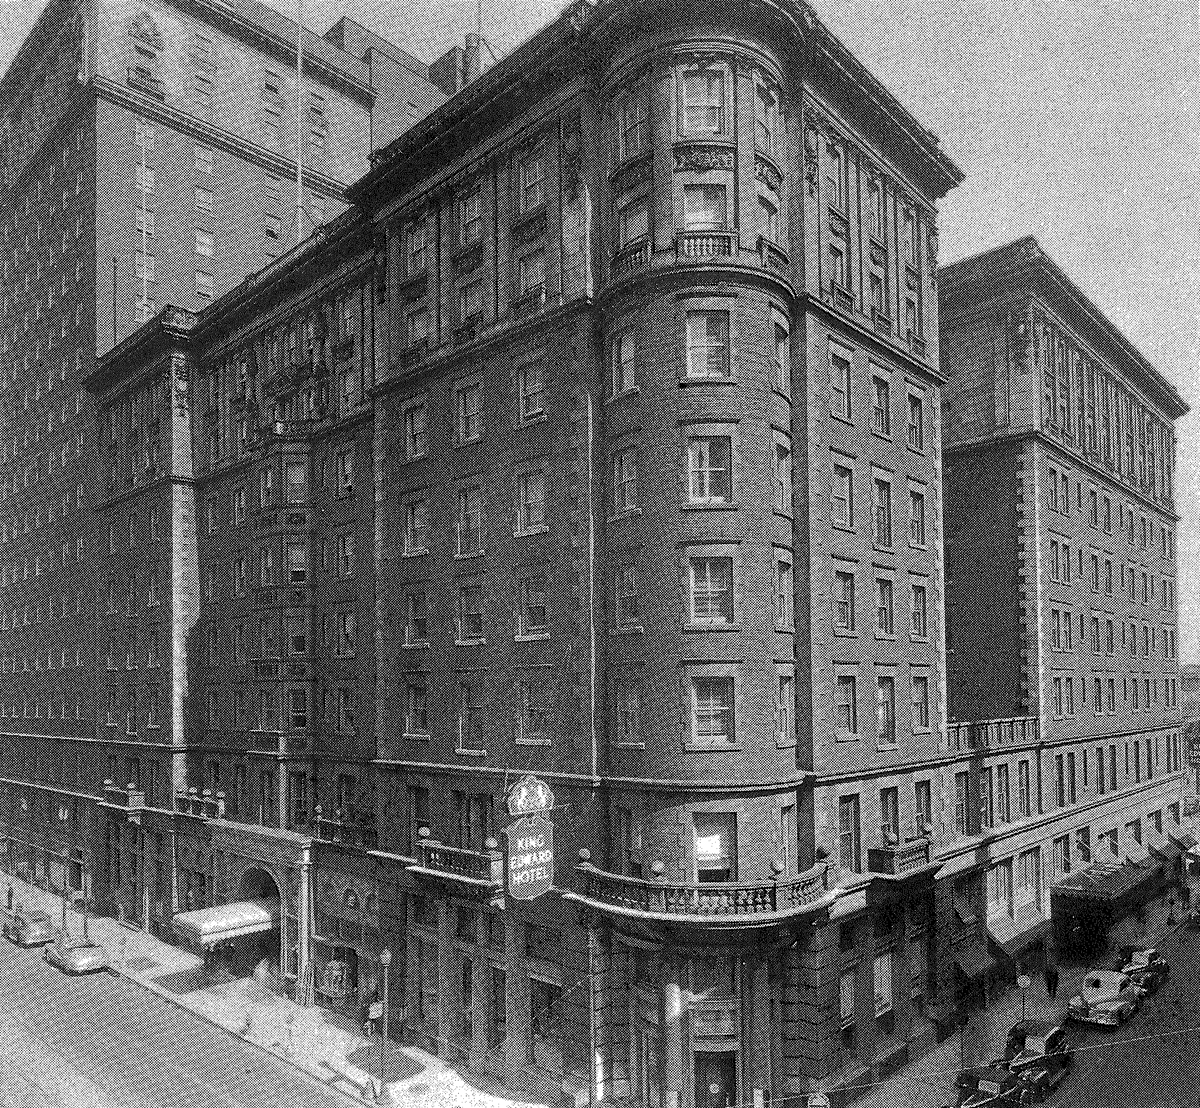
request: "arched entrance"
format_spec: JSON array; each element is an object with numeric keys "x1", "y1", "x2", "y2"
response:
[{"x1": 230, "y1": 867, "x2": 282, "y2": 987}]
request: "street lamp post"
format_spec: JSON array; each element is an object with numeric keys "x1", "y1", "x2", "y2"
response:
[
  {"x1": 56, "y1": 805, "x2": 69, "y2": 932},
  {"x1": 379, "y1": 947, "x2": 391, "y2": 1100}
]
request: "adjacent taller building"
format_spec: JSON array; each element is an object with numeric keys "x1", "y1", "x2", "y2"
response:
[{"x1": 940, "y1": 237, "x2": 1190, "y2": 969}]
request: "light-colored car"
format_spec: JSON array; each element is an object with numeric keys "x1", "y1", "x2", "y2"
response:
[
  {"x1": 1067, "y1": 969, "x2": 1146, "y2": 1026},
  {"x1": 1113, "y1": 945, "x2": 1169, "y2": 991},
  {"x1": 42, "y1": 931, "x2": 108, "y2": 974},
  {"x1": 2, "y1": 907, "x2": 54, "y2": 947}
]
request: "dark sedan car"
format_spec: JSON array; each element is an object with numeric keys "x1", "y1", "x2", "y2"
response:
[{"x1": 1113, "y1": 945, "x2": 1169, "y2": 991}]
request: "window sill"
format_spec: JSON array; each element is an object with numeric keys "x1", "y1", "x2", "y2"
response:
[
  {"x1": 404, "y1": 452, "x2": 428, "y2": 463},
  {"x1": 515, "y1": 632, "x2": 550, "y2": 643},
  {"x1": 401, "y1": 549, "x2": 429, "y2": 559},
  {"x1": 454, "y1": 747, "x2": 487, "y2": 758},
  {"x1": 875, "y1": 632, "x2": 895, "y2": 642},
  {"x1": 611, "y1": 625, "x2": 643, "y2": 636},
  {"x1": 612, "y1": 740, "x2": 645, "y2": 750},
  {"x1": 683, "y1": 742, "x2": 741, "y2": 753},
  {"x1": 684, "y1": 622, "x2": 741, "y2": 633},
  {"x1": 515, "y1": 736, "x2": 551, "y2": 746},
  {"x1": 873, "y1": 544, "x2": 894, "y2": 556},
  {"x1": 682, "y1": 502, "x2": 738, "y2": 512},
  {"x1": 832, "y1": 627, "x2": 858, "y2": 638},
  {"x1": 835, "y1": 731, "x2": 859, "y2": 744},
  {"x1": 454, "y1": 551, "x2": 486, "y2": 561},
  {"x1": 608, "y1": 508, "x2": 643, "y2": 524},
  {"x1": 515, "y1": 525, "x2": 550, "y2": 538},
  {"x1": 455, "y1": 637, "x2": 486, "y2": 647},
  {"x1": 517, "y1": 412, "x2": 548, "y2": 430},
  {"x1": 776, "y1": 737, "x2": 797, "y2": 749},
  {"x1": 607, "y1": 387, "x2": 640, "y2": 405},
  {"x1": 454, "y1": 437, "x2": 482, "y2": 450},
  {"x1": 775, "y1": 624, "x2": 795, "y2": 634},
  {"x1": 871, "y1": 430, "x2": 893, "y2": 444},
  {"x1": 679, "y1": 374, "x2": 736, "y2": 387},
  {"x1": 404, "y1": 732, "x2": 431, "y2": 742},
  {"x1": 876, "y1": 740, "x2": 899, "y2": 754},
  {"x1": 403, "y1": 641, "x2": 430, "y2": 650},
  {"x1": 772, "y1": 387, "x2": 792, "y2": 405}
]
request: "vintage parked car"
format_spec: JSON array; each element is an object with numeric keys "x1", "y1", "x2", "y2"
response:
[
  {"x1": 1067, "y1": 969, "x2": 1146, "y2": 1026},
  {"x1": 1004, "y1": 1019, "x2": 1074, "y2": 1100},
  {"x1": 2, "y1": 906, "x2": 54, "y2": 947},
  {"x1": 1112, "y1": 945, "x2": 1169, "y2": 991},
  {"x1": 956, "y1": 1066, "x2": 1034, "y2": 1107},
  {"x1": 42, "y1": 931, "x2": 108, "y2": 974}
]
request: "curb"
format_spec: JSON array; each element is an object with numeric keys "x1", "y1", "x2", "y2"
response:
[{"x1": 4, "y1": 878, "x2": 382, "y2": 1108}]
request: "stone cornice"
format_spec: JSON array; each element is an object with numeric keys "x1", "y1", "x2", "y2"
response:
[{"x1": 92, "y1": 76, "x2": 351, "y2": 200}]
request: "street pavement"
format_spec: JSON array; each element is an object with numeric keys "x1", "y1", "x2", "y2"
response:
[
  {"x1": 0, "y1": 935, "x2": 356, "y2": 1108},
  {"x1": 1051, "y1": 925, "x2": 1200, "y2": 1108}
]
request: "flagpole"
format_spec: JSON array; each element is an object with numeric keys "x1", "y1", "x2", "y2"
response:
[{"x1": 296, "y1": 0, "x2": 304, "y2": 246}]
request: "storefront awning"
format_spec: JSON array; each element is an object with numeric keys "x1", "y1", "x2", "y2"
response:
[
  {"x1": 1150, "y1": 839, "x2": 1184, "y2": 864},
  {"x1": 953, "y1": 935, "x2": 994, "y2": 981},
  {"x1": 171, "y1": 899, "x2": 279, "y2": 946},
  {"x1": 1050, "y1": 860, "x2": 1157, "y2": 903},
  {"x1": 987, "y1": 907, "x2": 1053, "y2": 958},
  {"x1": 1169, "y1": 824, "x2": 1197, "y2": 851}
]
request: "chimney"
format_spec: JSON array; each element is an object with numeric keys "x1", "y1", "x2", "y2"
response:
[{"x1": 463, "y1": 32, "x2": 483, "y2": 84}]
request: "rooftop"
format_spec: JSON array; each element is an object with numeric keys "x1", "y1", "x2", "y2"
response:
[{"x1": 942, "y1": 236, "x2": 1189, "y2": 420}]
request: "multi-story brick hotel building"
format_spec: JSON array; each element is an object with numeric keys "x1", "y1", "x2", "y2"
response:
[
  {"x1": 0, "y1": 1, "x2": 1191, "y2": 1108},
  {"x1": 939, "y1": 237, "x2": 1190, "y2": 972}
]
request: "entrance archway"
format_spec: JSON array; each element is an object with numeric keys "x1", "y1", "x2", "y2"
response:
[{"x1": 230, "y1": 867, "x2": 282, "y2": 987}]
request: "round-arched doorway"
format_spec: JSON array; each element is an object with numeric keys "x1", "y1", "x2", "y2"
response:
[{"x1": 227, "y1": 867, "x2": 282, "y2": 988}]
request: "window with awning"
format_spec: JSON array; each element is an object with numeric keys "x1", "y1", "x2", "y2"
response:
[{"x1": 171, "y1": 898, "x2": 279, "y2": 947}]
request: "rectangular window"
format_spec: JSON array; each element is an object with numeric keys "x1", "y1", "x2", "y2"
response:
[
  {"x1": 615, "y1": 564, "x2": 639, "y2": 628},
  {"x1": 617, "y1": 200, "x2": 649, "y2": 248},
  {"x1": 457, "y1": 582, "x2": 484, "y2": 642},
  {"x1": 876, "y1": 675, "x2": 896, "y2": 745},
  {"x1": 406, "y1": 591, "x2": 428, "y2": 645},
  {"x1": 912, "y1": 675, "x2": 930, "y2": 730},
  {"x1": 518, "y1": 361, "x2": 545, "y2": 421},
  {"x1": 911, "y1": 583, "x2": 928, "y2": 638},
  {"x1": 775, "y1": 441, "x2": 792, "y2": 513},
  {"x1": 406, "y1": 683, "x2": 429, "y2": 736},
  {"x1": 685, "y1": 311, "x2": 729, "y2": 379},
  {"x1": 687, "y1": 436, "x2": 732, "y2": 504},
  {"x1": 954, "y1": 771, "x2": 970, "y2": 835},
  {"x1": 873, "y1": 476, "x2": 892, "y2": 546},
  {"x1": 195, "y1": 271, "x2": 213, "y2": 300},
  {"x1": 838, "y1": 794, "x2": 861, "y2": 873},
  {"x1": 683, "y1": 184, "x2": 727, "y2": 230},
  {"x1": 690, "y1": 556, "x2": 733, "y2": 624},
  {"x1": 517, "y1": 147, "x2": 545, "y2": 212},
  {"x1": 613, "y1": 449, "x2": 637, "y2": 513},
  {"x1": 691, "y1": 676, "x2": 734, "y2": 744},
  {"x1": 835, "y1": 674, "x2": 857, "y2": 734},
  {"x1": 872, "y1": 375, "x2": 891, "y2": 436},
  {"x1": 830, "y1": 350, "x2": 852, "y2": 419},
  {"x1": 404, "y1": 401, "x2": 428, "y2": 459},
  {"x1": 518, "y1": 250, "x2": 545, "y2": 298},
  {"x1": 777, "y1": 673, "x2": 794, "y2": 746},
  {"x1": 775, "y1": 558, "x2": 793, "y2": 629},
  {"x1": 693, "y1": 812, "x2": 736, "y2": 882},
  {"x1": 518, "y1": 470, "x2": 547, "y2": 532},
  {"x1": 456, "y1": 485, "x2": 483, "y2": 556},
  {"x1": 459, "y1": 187, "x2": 482, "y2": 244},
  {"x1": 518, "y1": 677, "x2": 551, "y2": 744},
  {"x1": 832, "y1": 463, "x2": 854, "y2": 527},
  {"x1": 875, "y1": 578, "x2": 894, "y2": 635},
  {"x1": 519, "y1": 574, "x2": 549, "y2": 636},
  {"x1": 907, "y1": 394, "x2": 924, "y2": 451},
  {"x1": 909, "y1": 489, "x2": 926, "y2": 546},
  {"x1": 455, "y1": 382, "x2": 482, "y2": 443},
  {"x1": 612, "y1": 331, "x2": 636, "y2": 395},
  {"x1": 682, "y1": 69, "x2": 724, "y2": 133},
  {"x1": 404, "y1": 498, "x2": 428, "y2": 554}
]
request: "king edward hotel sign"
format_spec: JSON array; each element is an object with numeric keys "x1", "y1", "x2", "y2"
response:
[{"x1": 505, "y1": 775, "x2": 554, "y2": 901}]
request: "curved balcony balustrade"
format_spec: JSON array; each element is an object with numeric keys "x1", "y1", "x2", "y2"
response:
[{"x1": 568, "y1": 852, "x2": 833, "y2": 928}]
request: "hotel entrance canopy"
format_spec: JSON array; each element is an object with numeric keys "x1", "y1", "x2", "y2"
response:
[{"x1": 171, "y1": 899, "x2": 280, "y2": 946}]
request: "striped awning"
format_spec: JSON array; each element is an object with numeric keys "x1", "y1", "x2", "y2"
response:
[{"x1": 171, "y1": 899, "x2": 279, "y2": 946}]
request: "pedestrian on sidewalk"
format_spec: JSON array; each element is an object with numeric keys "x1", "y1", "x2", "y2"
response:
[{"x1": 1043, "y1": 963, "x2": 1059, "y2": 1001}]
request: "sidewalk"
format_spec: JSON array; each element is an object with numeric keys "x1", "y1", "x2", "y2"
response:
[
  {"x1": 1, "y1": 876, "x2": 554, "y2": 1108},
  {"x1": 846, "y1": 879, "x2": 1195, "y2": 1108}
]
